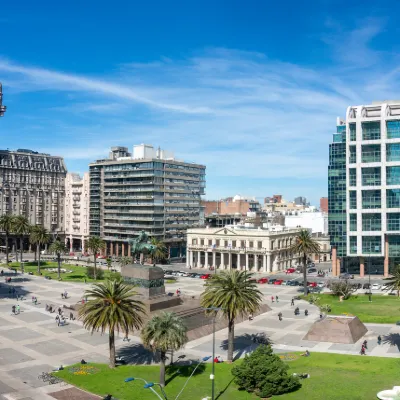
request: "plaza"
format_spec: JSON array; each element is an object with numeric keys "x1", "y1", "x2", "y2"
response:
[{"x1": 0, "y1": 272, "x2": 399, "y2": 399}]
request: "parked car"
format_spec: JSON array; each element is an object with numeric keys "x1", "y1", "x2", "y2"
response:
[
  {"x1": 200, "y1": 274, "x2": 211, "y2": 280},
  {"x1": 285, "y1": 268, "x2": 296, "y2": 274},
  {"x1": 97, "y1": 255, "x2": 107, "y2": 259},
  {"x1": 268, "y1": 278, "x2": 277, "y2": 285},
  {"x1": 307, "y1": 268, "x2": 317, "y2": 274},
  {"x1": 307, "y1": 281, "x2": 317, "y2": 288},
  {"x1": 317, "y1": 281, "x2": 325, "y2": 288},
  {"x1": 189, "y1": 273, "x2": 200, "y2": 278},
  {"x1": 371, "y1": 283, "x2": 381, "y2": 290},
  {"x1": 274, "y1": 279, "x2": 284, "y2": 285},
  {"x1": 257, "y1": 277, "x2": 269, "y2": 284},
  {"x1": 363, "y1": 283, "x2": 371, "y2": 290},
  {"x1": 339, "y1": 273, "x2": 354, "y2": 279},
  {"x1": 351, "y1": 283, "x2": 362, "y2": 289}
]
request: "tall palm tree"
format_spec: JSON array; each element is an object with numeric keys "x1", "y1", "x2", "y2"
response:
[
  {"x1": 150, "y1": 237, "x2": 167, "y2": 264},
  {"x1": 0, "y1": 214, "x2": 15, "y2": 265},
  {"x1": 11, "y1": 216, "x2": 31, "y2": 272},
  {"x1": 86, "y1": 236, "x2": 106, "y2": 280},
  {"x1": 384, "y1": 266, "x2": 400, "y2": 297},
  {"x1": 30, "y1": 226, "x2": 50, "y2": 273},
  {"x1": 141, "y1": 312, "x2": 188, "y2": 386},
  {"x1": 49, "y1": 239, "x2": 67, "y2": 279},
  {"x1": 79, "y1": 280, "x2": 145, "y2": 368},
  {"x1": 289, "y1": 229, "x2": 320, "y2": 295},
  {"x1": 201, "y1": 270, "x2": 262, "y2": 362}
]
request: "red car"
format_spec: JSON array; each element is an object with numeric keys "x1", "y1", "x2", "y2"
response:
[
  {"x1": 285, "y1": 268, "x2": 296, "y2": 274},
  {"x1": 200, "y1": 274, "x2": 211, "y2": 279},
  {"x1": 308, "y1": 281, "x2": 317, "y2": 287},
  {"x1": 97, "y1": 255, "x2": 107, "y2": 259},
  {"x1": 274, "y1": 279, "x2": 284, "y2": 285},
  {"x1": 257, "y1": 277, "x2": 269, "y2": 284}
]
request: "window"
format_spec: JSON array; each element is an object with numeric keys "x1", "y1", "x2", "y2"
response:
[
  {"x1": 389, "y1": 236, "x2": 400, "y2": 256},
  {"x1": 349, "y1": 191, "x2": 357, "y2": 209},
  {"x1": 249, "y1": 241, "x2": 253, "y2": 248},
  {"x1": 232, "y1": 240, "x2": 236, "y2": 248},
  {"x1": 349, "y1": 123, "x2": 356, "y2": 141},
  {"x1": 387, "y1": 120, "x2": 400, "y2": 139},
  {"x1": 362, "y1": 167, "x2": 381, "y2": 186},
  {"x1": 362, "y1": 190, "x2": 381, "y2": 209},
  {"x1": 387, "y1": 189, "x2": 400, "y2": 208},
  {"x1": 349, "y1": 168, "x2": 356, "y2": 186},
  {"x1": 349, "y1": 145, "x2": 356, "y2": 164},
  {"x1": 362, "y1": 213, "x2": 381, "y2": 231},
  {"x1": 349, "y1": 236, "x2": 357, "y2": 254},
  {"x1": 337, "y1": 125, "x2": 346, "y2": 134},
  {"x1": 386, "y1": 143, "x2": 400, "y2": 162},
  {"x1": 258, "y1": 241, "x2": 262, "y2": 249},
  {"x1": 362, "y1": 236, "x2": 381, "y2": 254},
  {"x1": 333, "y1": 134, "x2": 343, "y2": 143},
  {"x1": 362, "y1": 121, "x2": 380, "y2": 140},
  {"x1": 349, "y1": 214, "x2": 357, "y2": 231},
  {"x1": 208, "y1": 240, "x2": 212, "y2": 246},
  {"x1": 387, "y1": 166, "x2": 400, "y2": 185},
  {"x1": 361, "y1": 144, "x2": 381, "y2": 163},
  {"x1": 387, "y1": 213, "x2": 400, "y2": 231}
]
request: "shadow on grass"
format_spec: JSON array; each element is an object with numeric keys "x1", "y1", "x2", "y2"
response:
[
  {"x1": 165, "y1": 362, "x2": 206, "y2": 386},
  {"x1": 383, "y1": 333, "x2": 400, "y2": 350},
  {"x1": 219, "y1": 332, "x2": 273, "y2": 361},
  {"x1": 215, "y1": 377, "x2": 235, "y2": 400},
  {"x1": 116, "y1": 343, "x2": 160, "y2": 365}
]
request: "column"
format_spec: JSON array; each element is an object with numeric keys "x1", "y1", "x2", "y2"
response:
[
  {"x1": 384, "y1": 235, "x2": 389, "y2": 278},
  {"x1": 237, "y1": 254, "x2": 241, "y2": 270},
  {"x1": 212, "y1": 251, "x2": 216, "y2": 268},
  {"x1": 263, "y1": 255, "x2": 267, "y2": 272},
  {"x1": 331, "y1": 246, "x2": 337, "y2": 276},
  {"x1": 360, "y1": 256, "x2": 365, "y2": 278},
  {"x1": 186, "y1": 249, "x2": 190, "y2": 267},
  {"x1": 116, "y1": 243, "x2": 120, "y2": 257},
  {"x1": 81, "y1": 237, "x2": 86, "y2": 253},
  {"x1": 122, "y1": 243, "x2": 125, "y2": 257},
  {"x1": 221, "y1": 252, "x2": 225, "y2": 269},
  {"x1": 254, "y1": 254, "x2": 258, "y2": 272},
  {"x1": 197, "y1": 251, "x2": 201, "y2": 268},
  {"x1": 267, "y1": 254, "x2": 271, "y2": 272},
  {"x1": 128, "y1": 244, "x2": 131, "y2": 257},
  {"x1": 205, "y1": 252, "x2": 209, "y2": 269},
  {"x1": 272, "y1": 254, "x2": 279, "y2": 272},
  {"x1": 245, "y1": 253, "x2": 249, "y2": 272},
  {"x1": 228, "y1": 252, "x2": 232, "y2": 270},
  {"x1": 69, "y1": 234, "x2": 73, "y2": 252},
  {"x1": 109, "y1": 242, "x2": 113, "y2": 256},
  {"x1": 190, "y1": 251, "x2": 194, "y2": 268}
]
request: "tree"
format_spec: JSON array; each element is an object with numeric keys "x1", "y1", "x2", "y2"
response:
[
  {"x1": 201, "y1": 270, "x2": 262, "y2": 362},
  {"x1": 141, "y1": 312, "x2": 188, "y2": 387},
  {"x1": 330, "y1": 280, "x2": 356, "y2": 299},
  {"x1": 383, "y1": 266, "x2": 400, "y2": 297},
  {"x1": 79, "y1": 280, "x2": 145, "y2": 368},
  {"x1": 86, "y1": 236, "x2": 106, "y2": 280},
  {"x1": 150, "y1": 237, "x2": 167, "y2": 264},
  {"x1": 0, "y1": 214, "x2": 15, "y2": 265},
  {"x1": 30, "y1": 226, "x2": 50, "y2": 274},
  {"x1": 232, "y1": 345, "x2": 301, "y2": 398},
  {"x1": 119, "y1": 256, "x2": 131, "y2": 268},
  {"x1": 49, "y1": 239, "x2": 67, "y2": 279},
  {"x1": 11, "y1": 216, "x2": 31, "y2": 272},
  {"x1": 289, "y1": 230, "x2": 320, "y2": 296}
]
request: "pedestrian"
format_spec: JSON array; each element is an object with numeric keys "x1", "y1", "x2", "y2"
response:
[
  {"x1": 294, "y1": 307, "x2": 299, "y2": 316},
  {"x1": 16, "y1": 304, "x2": 20, "y2": 315},
  {"x1": 248, "y1": 313, "x2": 253, "y2": 321},
  {"x1": 276, "y1": 295, "x2": 279, "y2": 303},
  {"x1": 12, "y1": 305, "x2": 15, "y2": 315},
  {"x1": 64, "y1": 290, "x2": 68, "y2": 299},
  {"x1": 291, "y1": 298, "x2": 294, "y2": 306},
  {"x1": 271, "y1": 296, "x2": 274, "y2": 303},
  {"x1": 61, "y1": 293, "x2": 64, "y2": 299},
  {"x1": 58, "y1": 307, "x2": 62, "y2": 315},
  {"x1": 360, "y1": 345, "x2": 366, "y2": 355},
  {"x1": 69, "y1": 312, "x2": 74, "y2": 320},
  {"x1": 123, "y1": 332, "x2": 130, "y2": 342},
  {"x1": 55, "y1": 315, "x2": 59, "y2": 323},
  {"x1": 363, "y1": 340, "x2": 368, "y2": 350},
  {"x1": 278, "y1": 312, "x2": 283, "y2": 321},
  {"x1": 305, "y1": 309, "x2": 309, "y2": 316},
  {"x1": 378, "y1": 335, "x2": 382, "y2": 345},
  {"x1": 34, "y1": 297, "x2": 38, "y2": 305}
]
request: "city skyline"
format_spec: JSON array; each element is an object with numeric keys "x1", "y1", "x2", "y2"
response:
[{"x1": 3, "y1": 2, "x2": 400, "y2": 204}]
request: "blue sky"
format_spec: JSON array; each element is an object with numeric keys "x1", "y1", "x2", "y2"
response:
[{"x1": 2, "y1": 1, "x2": 400, "y2": 205}]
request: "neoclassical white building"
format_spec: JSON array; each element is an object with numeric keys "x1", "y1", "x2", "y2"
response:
[{"x1": 186, "y1": 225, "x2": 302, "y2": 272}]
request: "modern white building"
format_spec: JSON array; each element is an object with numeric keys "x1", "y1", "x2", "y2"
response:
[
  {"x1": 186, "y1": 225, "x2": 302, "y2": 272},
  {"x1": 284, "y1": 210, "x2": 328, "y2": 234},
  {"x1": 64, "y1": 172, "x2": 90, "y2": 253}
]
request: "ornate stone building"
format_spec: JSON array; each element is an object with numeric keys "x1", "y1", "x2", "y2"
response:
[{"x1": 0, "y1": 149, "x2": 67, "y2": 237}]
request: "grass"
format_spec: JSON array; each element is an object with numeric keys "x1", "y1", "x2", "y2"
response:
[
  {"x1": 56, "y1": 352, "x2": 400, "y2": 400},
  {"x1": 7, "y1": 261, "x2": 115, "y2": 283},
  {"x1": 311, "y1": 293, "x2": 400, "y2": 323}
]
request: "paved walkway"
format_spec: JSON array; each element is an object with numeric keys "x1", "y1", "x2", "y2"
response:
[{"x1": 0, "y1": 273, "x2": 399, "y2": 399}]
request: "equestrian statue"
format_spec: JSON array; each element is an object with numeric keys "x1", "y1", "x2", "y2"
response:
[{"x1": 128, "y1": 230, "x2": 156, "y2": 264}]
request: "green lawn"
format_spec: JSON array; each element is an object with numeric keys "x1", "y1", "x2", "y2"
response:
[
  {"x1": 56, "y1": 352, "x2": 400, "y2": 400},
  {"x1": 313, "y1": 293, "x2": 400, "y2": 323},
  {"x1": 7, "y1": 261, "x2": 115, "y2": 283}
]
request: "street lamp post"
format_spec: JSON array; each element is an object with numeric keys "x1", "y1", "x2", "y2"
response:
[
  {"x1": 0, "y1": 83, "x2": 6, "y2": 117},
  {"x1": 125, "y1": 377, "x2": 167, "y2": 400}
]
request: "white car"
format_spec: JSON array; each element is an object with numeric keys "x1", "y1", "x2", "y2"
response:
[
  {"x1": 317, "y1": 282, "x2": 325, "y2": 288},
  {"x1": 371, "y1": 283, "x2": 381, "y2": 290}
]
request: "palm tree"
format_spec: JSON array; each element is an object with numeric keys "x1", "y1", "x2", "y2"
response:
[
  {"x1": 384, "y1": 266, "x2": 400, "y2": 297},
  {"x1": 141, "y1": 312, "x2": 188, "y2": 386},
  {"x1": 86, "y1": 236, "x2": 106, "y2": 280},
  {"x1": 49, "y1": 239, "x2": 67, "y2": 279},
  {"x1": 289, "y1": 229, "x2": 320, "y2": 296},
  {"x1": 150, "y1": 237, "x2": 167, "y2": 264},
  {"x1": 120, "y1": 256, "x2": 131, "y2": 268},
  {"x1": 30, "y1": 226, "x2": 50, "y2": 274},
  {"x1": 11, "y1": 216, "x2": 31, "y2": 272},
  {"x1": 79, "y1": 280, "x2": 145, "y2": 368},
  {"x1": 201, "y1": 270, "x2": 262, "y2": 362},
  {"x1": 0, "y1": 214, "x2": 15, "y2": 265}
]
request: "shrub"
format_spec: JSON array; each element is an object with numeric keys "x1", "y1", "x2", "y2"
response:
[
  {"x1": 308, "y1": 295, "x2": 320, "y2": 305},
  {"x1": 319, "y1": 304, "x2": 331, "y2": 313},
  {"x1": 231, "y1": 345, "x2": 301, "y2": 398},
  {"x1": 86, "y1": 266, "x2": 104, "y2": 280},
  {"x1": 330, "y1": 281, "x2": 356, "y2": 299}
]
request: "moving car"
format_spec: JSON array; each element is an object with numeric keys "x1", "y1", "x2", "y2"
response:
[
  {"x1": 339, "y1": 273, "x2": 354, "y2": 279},
  {"x1": 307, "y1": 281, "x2": 317, "y2": 288},
  {"x1": 257, "y1": 277, "x2": 269, "y2": 284},
  {"x1": 317, "y1": 281, "x2": 325, "y2": 288},
  {"x1": 371, "y1": 283, "x2": 381, "y2": 290},
  {"x1": 200, "y1": 274, "x2": 211, "y2": 280},
  {"x1": 268, "y1": 278, "x2": 277, "y2": 285},
  {"x1": 285, "y1": 268, "x2": 296, "y2": 274},
  {"x1": 274, "y1": 279, "x2": 284, "y2": 285},
  {"x1": 307, "y1": 268, "x2": 317, "y2": 274}
]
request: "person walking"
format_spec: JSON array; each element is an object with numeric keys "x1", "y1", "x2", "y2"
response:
[
  {"x1": 11, "y1": 305, "x2": 15, "y2": 315},
  {"x1": 271, "y1": 296, "x2": 274, "y2": 303},
  {"x1": 278, "y1": 312, "x2": 283, "y2": 321},
  {"x1": 378, "y1": 335, "x2": 382, "y2": 345},
  {"x1": 360, "y1": 345, "x2": 366, "y2": 355},
  {"x1": 276, "y1": 295, "x2": 279, "y2": 303},
  {"x1": 363, "y1": 340, "x2": 368, "y2": 350},
  {"x1": 291, "y1": 298, "x2": 295, "y2": 306},
  {"x1": 16, "y1": 304, "x2": 20, "y2": 315}
]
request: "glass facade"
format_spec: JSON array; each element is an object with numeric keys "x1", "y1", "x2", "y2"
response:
[
  {"x1": 349, "y1": 213, "x2": 357, "y2": 231},
  {"x1": 328, "y1": 131, "x2": 347, "y2": 257},
  {"x1": 361, "y1": 144, "x2": 381, "y2": 163},
  {"x1": 349, "y1": 123, "x2": 356, "y2": 141},
  {"x1": 362, "y1": 236, "x2": 381, "y2": 254},
  {"x1": 349, "y1": 191, "x2": 357, "y2": 209},
  {"x1": 362, "y1": 190, "x2": 381, "y2": 209},
  {"x1": 349, "y1": 145, "x2": 356, "y2": 164},
  {"x1": 362, "y1": 167, "x2": 381, "y2": 186},
  {"x1": 349, "y1": 236, "x2": 357, "y2": 254},
  {"x1": 362, "y1": 213, "x2": 381, "y2": 231},
  {"x1": 387, "y1": 166, "x2": 400, "y2": 185},
  {"x1": 362, "y1": 121, "x2": 381, "y2": 140},
  {"x1": 387, "y1": 213, "x2": 400, "y2": 231},
  {"x1": 387, "y1": 189, "x2": 400, "y2": 208},
  {"x1": 349, "y1": 168, "x2": 356, "y2": 186},
  {"x1": 387, "y1": 120, "x2": 400, "y2": 139},
  {"x1": 389, "y1": 236, "x2": 400, "y2": 257},
  {"x1": 386, "y1": 143, "x2": 400, "y2": 162}
]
